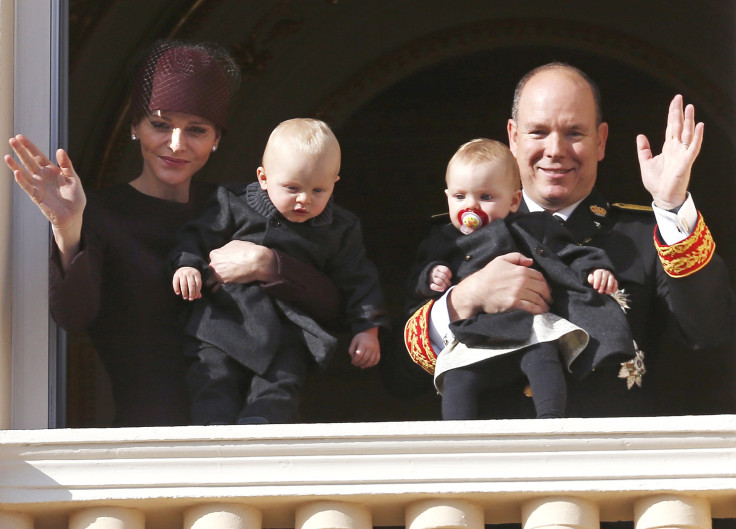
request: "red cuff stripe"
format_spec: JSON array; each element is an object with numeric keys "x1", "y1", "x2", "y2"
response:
[
  {"x1": 404, "y1": 300, "x2": 437, "y2": 375},
  {"x1": 654, "y1": 212, "x2": 715, "y2": 278}
]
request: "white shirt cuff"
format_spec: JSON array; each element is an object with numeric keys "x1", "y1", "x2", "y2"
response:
[
  {"x1": 652, "y1": 193, "x2": 698, "y2": 245},
  {"x1": 429, "y1": 287, "x2": 455, "y2": 353}
]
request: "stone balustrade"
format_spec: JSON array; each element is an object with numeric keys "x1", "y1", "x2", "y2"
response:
[{"x1": 1, "y1": 416, "x2": 734, "y2": 529}]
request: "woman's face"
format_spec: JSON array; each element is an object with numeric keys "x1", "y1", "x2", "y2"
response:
[{"x1": 131, "y1": 110, "x2": 220, "y2": 199}]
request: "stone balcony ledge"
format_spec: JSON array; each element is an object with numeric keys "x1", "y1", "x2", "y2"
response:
[{"x1": 1, "y1": 415, "x2": 736, "y2": 527}]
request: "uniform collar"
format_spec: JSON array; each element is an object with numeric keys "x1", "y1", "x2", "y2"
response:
[
  {"x1": 562, "y1": 189, "x2": 611, "y2": 243},
  {"x1": 520, "y1": 188, "x2": 610, "y2": 244},
  {"x1": 522, "y1": 190, "x2": 582, "y2": 221}
]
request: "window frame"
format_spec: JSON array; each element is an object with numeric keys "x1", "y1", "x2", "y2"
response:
[{"x1": 11, "y1": 0, "x2": 67, "y2": 429}]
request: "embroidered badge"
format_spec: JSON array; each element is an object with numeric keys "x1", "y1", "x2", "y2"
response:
[
  {"x1": 618, "y1": 348, "x2": 646, "y2": 389},
  {"x1": 589, "y1": 204, "x2": 607, "y2": 217}
]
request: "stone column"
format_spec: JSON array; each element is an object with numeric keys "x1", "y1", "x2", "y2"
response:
[
  {"x1": 635, "y1": 495, "x2": 711, "y2": 529},
  {"x1": 0, "y1": 512, "x2": 33, "y2": 529},
  {"x1": 523, "y1": 497, "x2": 599, "y2": 529},
  {"x1": 406, "y1": 499, "x2": 484, "y2": 529},
  {"x1": 184, "y1": 503, "x2": 262, "y2": 529},
  {"x1": 296, "y1": 501, "x2": 372, "y2": 529},
  {"x1": 69, "y1": 507, "x2": 145, "y2": 529}
]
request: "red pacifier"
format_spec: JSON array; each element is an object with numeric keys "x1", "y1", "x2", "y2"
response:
[{"x1": 457, "y1": 208, "x2": 489, "y2": 234}]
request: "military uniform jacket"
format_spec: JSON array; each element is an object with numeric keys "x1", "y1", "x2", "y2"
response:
[
  {"x1": 543, "y1": 189, "x2": 735, "y2": 364},
  {"x1": 170, "y1": 182, "x2": 388, "y2": 375},
  {"x1": 407, "y1": 209, "x2": 636, "y2": 379},
  {"x1": 402, "y1": 188, "x2": 735, "y2": 416}
]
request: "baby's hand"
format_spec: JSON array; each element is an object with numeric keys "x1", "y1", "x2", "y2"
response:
[
  {"x1": 173, "y1": 267, "x2": 203, "y2": 301},
  {"x1": 429, "y1": 264, "x2": 453, "y2": 292},
  {"x1": 587, "y1": 268, "x2": 618, "y2": 295},
  {"x1": 348, "y1": 327, "x2": 380, "y2": 369}
]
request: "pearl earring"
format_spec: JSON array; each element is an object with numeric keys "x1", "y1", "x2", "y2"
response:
[
  {"x1": 211, "y1": 145, "x2": 218, "y2": 152},
  {"x1": 131, "y1": 134, "x2": 138, "y2": 141}
]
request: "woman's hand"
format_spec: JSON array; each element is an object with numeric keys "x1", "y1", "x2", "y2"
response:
[
  {"x1": 5, "y1": 134, "x2": 86, "y2": 269},
  {"x1": 208, "y1": 240, "x2": 277, "y2": 285}
]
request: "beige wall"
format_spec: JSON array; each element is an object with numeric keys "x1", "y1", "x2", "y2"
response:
[
  {"x1": 2, "y1": 0, "x2": 56, "y2": 430},
  {"x1": 0, "y1": 0, "x2": 15, "y2": 430}
]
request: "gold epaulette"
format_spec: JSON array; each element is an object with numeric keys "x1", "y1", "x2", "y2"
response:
[
  {"x1": 654, "y1": 212, "x2": 715, "y2": 278},
  {"x1": 611, "y1": 202, "x2": 653, "y2": 212},
  {"x1": 404, "y1": 300, "x2": 437, "y2": 375}
]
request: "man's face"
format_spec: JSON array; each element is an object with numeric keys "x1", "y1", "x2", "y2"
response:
[{"x1": 507, "y1": 69, "x2": 608, "y2": 212}]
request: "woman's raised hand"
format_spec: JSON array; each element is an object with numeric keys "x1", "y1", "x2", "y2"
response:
[
  {"x1": 5, "y1": 134, "x2": 86, "y2": 268},
  {"x1": 5, "y1": 134, "x2": 86, "y2": 232}
]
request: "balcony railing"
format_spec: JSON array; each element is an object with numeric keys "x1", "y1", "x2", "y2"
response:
[{"x1": 1, "y1": 415, "x2": 735, "y2": 529}]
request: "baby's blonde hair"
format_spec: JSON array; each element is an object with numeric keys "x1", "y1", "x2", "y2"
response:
[
  {"x1": 446, "y1": 138, "x2": 520, "y2": 189},
  {"x1": 263, "y1": 118, "x2": 341, "y2": 170}
]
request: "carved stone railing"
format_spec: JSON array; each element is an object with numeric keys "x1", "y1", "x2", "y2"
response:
[{"x1": 1, "y1": 415, "x2": 735, "y2": 529}]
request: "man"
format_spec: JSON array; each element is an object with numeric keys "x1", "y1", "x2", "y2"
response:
[{"x1": 404, "y1": 62, "x2": 735, "y2": 417}]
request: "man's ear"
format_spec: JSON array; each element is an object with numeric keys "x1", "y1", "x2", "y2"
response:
[
  {"x1": 597, "y1": 122, "x2": 609, "y2": 161},
  {"x1": 256, "y1": 167, "x2": 268, "y2": 190},
  {"x1": 507, "y1": 119, "x2": 518, "y2": 155},
  {"x1": 509, "y1": 189, "x2": 523, "y2": 213}
]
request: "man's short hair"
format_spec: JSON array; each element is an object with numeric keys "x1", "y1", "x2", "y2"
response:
[
  {"x1": 511, "y1": 62, "x2": 603, "y2": 125},
  {"x1": 447, "y1": 138, "x2": 521, "y2": 189}
]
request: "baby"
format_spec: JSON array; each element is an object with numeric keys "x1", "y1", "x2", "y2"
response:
[
  {"x1": 407, "y1": 138, "x2": 635, "y2": 419},
  {"x1": 170, "y1": 118, "x2": 388, "y2": 425}
]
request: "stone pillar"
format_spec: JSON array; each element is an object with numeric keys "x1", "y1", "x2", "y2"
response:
[
  {"x1": 406, "y1": 499, "x2": 484, "y2": 529},
  {"x1": 184, "y1": 503, "x2": 262, "y2": 529},
  {"x1": 523, "y1": 497, "x2": 599, "y2": 529},
  {"x1": 69, "y1": 507, "x2": 145, "y2": 529},
  {"x1": 296, "y1": 501, "x2": 372, "y2": 529},
  {"x1": 635, "y1": 495, "x2": 711, "y2": 529},
  {"x1": 0, "y1": 512, "x2": 33, "y2": 529}
]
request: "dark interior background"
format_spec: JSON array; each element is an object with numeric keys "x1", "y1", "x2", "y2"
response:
[{"x1": 64, "y1": 0, "x2": 736, "y2": 426}]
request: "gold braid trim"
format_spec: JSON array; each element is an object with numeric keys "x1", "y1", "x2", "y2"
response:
[
  {"x1": 403, "y1": 300, "x2": 437, "y2": 375},
  {"x1": 654, "y1": 212, "x2": 715, "y2": 278}
]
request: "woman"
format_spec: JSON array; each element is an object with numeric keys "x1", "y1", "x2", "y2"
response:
[{"x1": 5, "y1": 41, "x2": 340, "y2": 427}]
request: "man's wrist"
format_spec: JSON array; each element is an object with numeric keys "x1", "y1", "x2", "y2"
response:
[
  {"x1": 652, "y1": 192, "x2": 688, "y2": 212},
  {"x1": 446, "y1": 282, "x2": 477, "y2": 321},
  {"x1": 652, "y1": 192, "x2": 697, "y2": 244}
]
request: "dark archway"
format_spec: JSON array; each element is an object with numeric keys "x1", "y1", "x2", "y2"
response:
[
  {"x1": 65, "y1": 2, "x2": 736, "y2": 425},
  {"x1": 296, "y1": 46, "x2": 736, "y2": 422}
]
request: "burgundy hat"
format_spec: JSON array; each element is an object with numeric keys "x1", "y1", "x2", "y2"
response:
[{"x1": 131, "y1": 41, "x2": 240, "y2": 130}]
